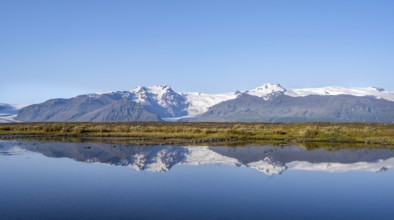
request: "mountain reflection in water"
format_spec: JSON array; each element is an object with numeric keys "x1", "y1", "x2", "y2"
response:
[{"x1": 1, "y1": 140, "x2": 394, "y2": 175}]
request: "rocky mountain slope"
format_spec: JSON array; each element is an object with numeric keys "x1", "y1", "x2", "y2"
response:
[
  {"x1": 16, "y1": 94, "x2": 159, "y2": 122},
  {"x1": 189, "y1": 93, "x2": 394, "y2": 122}
]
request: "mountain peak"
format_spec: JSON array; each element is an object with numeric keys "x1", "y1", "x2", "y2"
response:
[
  {"x1": 148, "y1": 85, "x2": 173, "y2": 94},
  {"x1": 132, "y1": 85, "x2": 173, "y2": 93},
  {"x1": 258, "y1": 83, "x2": 286, "y2": 90},
  {"x1": 246, "y1": 83, "x2": 286, "y2": 98},
  {"x1": 132, "y1": 86, "x2": 148, "y2": 93}
]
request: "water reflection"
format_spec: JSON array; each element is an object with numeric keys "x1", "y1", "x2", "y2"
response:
[{"x1": 1, "y1": 140, "x2": 394, "y2": 175}]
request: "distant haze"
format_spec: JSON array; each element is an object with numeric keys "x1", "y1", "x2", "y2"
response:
[{"x1": 1, "y1": 0, "x2": 393, "y2": 104}]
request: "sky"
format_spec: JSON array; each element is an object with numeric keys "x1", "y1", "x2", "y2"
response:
[{"x1": 1, "y1": 0, "x2": 393, "y2": 104}]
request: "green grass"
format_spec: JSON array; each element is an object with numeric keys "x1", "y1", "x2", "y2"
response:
[{"x1": 0, "y1": 122, "x2": 394, "y2": 146}]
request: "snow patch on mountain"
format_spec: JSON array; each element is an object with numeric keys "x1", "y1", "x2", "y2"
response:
[
  {"x1": 245, "y1": 83, "x2": 286, "y2": 100},
  {"x1": 91, "y1": 85, "x2": 183, "y2": 110},
  {"x1": 129, "y1": 85, "x2": 181, "y2": 107},
  {"x1": 88, "y1": 91, "x2": 132, "y2": 99},
  {"x1": 286, "y1": 86, "x2": 394, "y2": 102}
]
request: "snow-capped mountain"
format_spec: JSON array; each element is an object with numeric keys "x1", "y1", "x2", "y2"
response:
[
  {"x1": 93, "y1": 85, "x2": 238, "y2": 117},
  {"x1": 245, "y1": 83, "x2": 287, "y2": 100},
  {"x1": 188, "y1": 83, "x2": 394, "y2": 123},
  {"x1": 13, "y1": 83, "x2": 394, "y2": 122},
  {"x1": 6, "y1": 141, "x2": 394, "y2": 176},
  {"x1": 129, "y1": 85, "x2": 188, "y2": 117},
  {"x1": 286, "y1": 86, "x2": 394, "y2": 102}
]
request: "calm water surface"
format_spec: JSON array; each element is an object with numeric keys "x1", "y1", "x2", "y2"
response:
[{"x1": 1, "y1": 140, "x2": 394, "y2": 220}]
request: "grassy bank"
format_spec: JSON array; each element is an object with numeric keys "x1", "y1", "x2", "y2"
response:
[{"x1": 0, "y1": 122, "x2": 394, "y2": 146}]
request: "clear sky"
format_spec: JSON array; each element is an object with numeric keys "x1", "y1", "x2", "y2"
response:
[{"x1": 1, "y1": 0, "x2": 393, "y2": 104}]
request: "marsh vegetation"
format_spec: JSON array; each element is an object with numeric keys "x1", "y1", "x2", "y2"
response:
[{"x1": 1, "y1": 122, "x2": 393, "y2": 146}]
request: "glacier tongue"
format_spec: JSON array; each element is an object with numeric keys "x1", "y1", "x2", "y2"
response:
[
  {"x1": 182, "y1": 92, "x2": 239, "y2": 116},
  {"x1": 0, "y1": 114, "x2": 19, "y2": 123}
]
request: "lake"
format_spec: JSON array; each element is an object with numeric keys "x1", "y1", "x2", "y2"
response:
[{"x1": 1, "y1": 140, "x2": 394, "y2": 220}]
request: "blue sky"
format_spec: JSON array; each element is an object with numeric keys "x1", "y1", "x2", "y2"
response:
[{"x1": 1, "y1": 0, "x2": 393, "y2": 104}]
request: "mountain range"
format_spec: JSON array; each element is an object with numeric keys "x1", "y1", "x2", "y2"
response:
[
  {"x1": 5, "y1": 83, "x2": 394, "y2": 123},
  {"x1": 2, "y1": 140, "x2": 394, "y2": 175}
]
